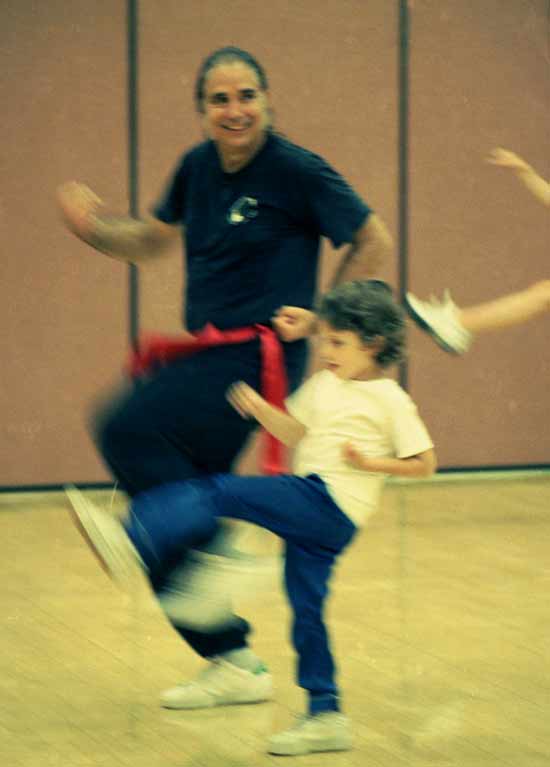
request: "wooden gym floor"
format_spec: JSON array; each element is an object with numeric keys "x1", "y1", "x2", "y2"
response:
[{"x1": 1, "y1": 473, "x2": 549, "y2": 766}]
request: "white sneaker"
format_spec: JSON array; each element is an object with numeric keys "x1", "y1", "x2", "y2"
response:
[
  {"x1": 268, "y1": 712, "x2": 352, "y2": 756},
  {"x1": 158, "y1": 550, "x2": 232, "y2": 630},
  {"x1": 159, "y1": 548, "x2": 281, "y2": 631},
  {"x1": 160, "y1": 657, "x2": 273, "y2": 709},
  {"x1": 405, "y1": 290, "x2": 472, "y2": 354},
  {"x1": 65, "y1": 485, "x2": 143, "y2": 583}
]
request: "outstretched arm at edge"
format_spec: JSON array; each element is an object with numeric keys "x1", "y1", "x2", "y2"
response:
[{"x1": 487, "y1": 149, "x2": 550, "y2": 208}]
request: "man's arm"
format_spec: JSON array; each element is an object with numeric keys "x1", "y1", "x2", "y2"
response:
[
  {"x1": 271, "y1": 213, "x2": 394, "y2": 342},
  {"x1": 329, "y1": 213, "x2": 394, "y2": 287},
  {"x1": 57, "y1": 181, "x2": 179, "y2": 263}
]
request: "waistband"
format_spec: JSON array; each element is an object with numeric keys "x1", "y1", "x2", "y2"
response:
[{"x1": 127, "y1": 323, "x2": 289, "y2": 475}]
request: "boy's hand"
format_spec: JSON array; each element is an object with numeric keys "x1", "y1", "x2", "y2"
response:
[
  {"x1": 272, "y1": 306, "x2": 316, "y2": 342},
  {"x1": 342, "y1": 441, "x2": 369, "y2": 470},
  {"x1": 227, "y1": 381, "x2": 264, "y2": 419},
  {"x1": 486, "y1": 148, "x2": 530, "y2": 173}
]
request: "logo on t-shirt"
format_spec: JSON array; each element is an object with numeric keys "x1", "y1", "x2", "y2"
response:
[{"x1": 227, "y1": 196, "x2": 259, "y2": 225}]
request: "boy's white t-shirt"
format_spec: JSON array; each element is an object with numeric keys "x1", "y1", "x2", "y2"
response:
[{"x1": 285, "y1": 370, "x2": 434, "y2": 527}]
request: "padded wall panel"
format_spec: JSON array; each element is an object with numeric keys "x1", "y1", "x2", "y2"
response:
[
  {"x1": 1, "y1": 1, "x2": 129, "y2": 485},
  {"x1": 407, "y1": 0, "x2": 549, "y2": 466}
]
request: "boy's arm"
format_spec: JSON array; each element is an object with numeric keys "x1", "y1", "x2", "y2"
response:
[
  {"x1": 486, "y1": 149, "x2": 550, "y2": 208},
  {"x1": 227, "y1": 382, "x2": 307, "y2": 448},
  {"x1": 271, "y1": 306, "x2": 317, "y2": 342},
  {"x1": 343, "y1": 443, "x2": 437, "y2": 478}
]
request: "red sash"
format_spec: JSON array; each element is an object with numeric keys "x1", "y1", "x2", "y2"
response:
[{"x1": 127, "y1": 323, "x2": 288, "y2": 475}]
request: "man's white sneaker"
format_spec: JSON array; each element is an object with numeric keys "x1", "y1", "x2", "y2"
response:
[
  {"x1": 405, "y1": 290, "x2": 472, "y2": 354},
  {"x1": 267, "y1": 712, "x2": 352, "y2": 756},
  {"x1": 159, "y1": 548, "x2": 281, "y2": 631},
  {"x1": 160, "y1": 657, "x2": 273, "y2": 709},
  {"x1": 65, "y1": 485, "x2": 143, "y2": 583}
]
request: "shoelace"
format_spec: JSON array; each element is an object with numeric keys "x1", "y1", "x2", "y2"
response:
[
  {"x1": 175, "y1": 660, "x2": 221, "y2": 691},
  {"x1": 287, "y1": 714, "x2": 312, "y2": 731}
]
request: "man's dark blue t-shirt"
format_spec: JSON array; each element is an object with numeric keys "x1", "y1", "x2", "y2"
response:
[{"x1": 153, "y1": 132, "x2": 371, "y2": 331}]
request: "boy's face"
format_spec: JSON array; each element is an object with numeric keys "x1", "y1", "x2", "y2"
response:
[{"x1": 317, "y1": 321, "x2": 380, "y2": 381}]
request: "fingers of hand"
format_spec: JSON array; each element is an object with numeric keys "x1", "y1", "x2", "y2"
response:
[
  {"x1": 274, "y1": 305, "x2": 293, "y2": 316},
  {"x1": 274, "y1": 306, "x2": 305, "y2": 321},
  {"x1": 272, "y1": 316, "x2": 290, "y2": 331},
  {"x1": 486, "y1": 149, "x2": 502, "y2": 165},
  {"x1": 272, "y1": 313, "x2": 295, "y2": 329},
  {"x1": 58, "y1": 182, "x2": 102, "y2": 211},
  {"x1": 272, "y1": 316, "x2": 297, "y2": 342},
  {"x1": 343, "y1": 442, "x2": 363, "y2": 465},
  {"x1": 227, "y1": 393, "x2": 247, "y2": 418},
  {"x1": 227, "y1": 382, "x2": 252, "y2": 418},
  {"x1": 486, "y1": 148, "x2": 522, "y2": 169}
]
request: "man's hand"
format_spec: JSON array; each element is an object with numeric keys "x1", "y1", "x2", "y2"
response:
[
  {"x1": 272, "y1": 306, "x2": 317, "y2": 342},
  {"x1": 57, "y1": 181, "x2": 104, "y2": 241},
  {"x1": 227, "y1": 381, "x2": 265, "y2": 419}
]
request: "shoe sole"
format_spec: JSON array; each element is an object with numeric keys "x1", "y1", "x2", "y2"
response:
[
  {"x1": 404, "y1": 296, "x2": 462, "y2": 355},
  {"x1": 268, "y1": 738, "x2": 352, "y2": 756},
  {"x1": 161, "y1": 674, "x2": 274, "y2": 709},
  {"x1": 65, "y1": 484, "x2": 116, "y2": 579},
  {"x1": 161, "y1": 693, "x2": 273, "y2": 710}
]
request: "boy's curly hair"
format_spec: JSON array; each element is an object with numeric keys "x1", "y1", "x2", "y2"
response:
[{"x1": 316, "y1": 280, "x2": 406, "y2": 368}]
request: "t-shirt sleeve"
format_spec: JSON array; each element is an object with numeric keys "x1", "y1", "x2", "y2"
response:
[
  {"x1": 151, "y1": 155, "x2": 188, "y2": 224},
  {"x1": 297, "y1": 153, "x2": 372, "y2": 248},
  {"x1": 284, "y1": 373, "x2": 321, "y2": 427},
  {"x1": 389, "y1": 391, "x2": 434, "y2": 458}
]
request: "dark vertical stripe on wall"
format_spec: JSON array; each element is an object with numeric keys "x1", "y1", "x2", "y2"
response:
[
  {"x1": 127, "y1": 0, "x2": 140, "y2": 349},
  {"x1": 397, "y1": 0, "x2": 410, "y2": 389}
]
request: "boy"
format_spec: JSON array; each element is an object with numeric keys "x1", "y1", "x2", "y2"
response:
[{"x1": 67, "y1": 280, "x2": 436, "y2": 756}]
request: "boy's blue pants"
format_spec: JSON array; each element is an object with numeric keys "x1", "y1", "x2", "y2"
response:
[{"x1": 126, "y1": 473, "x2": 356, "y2": 714}]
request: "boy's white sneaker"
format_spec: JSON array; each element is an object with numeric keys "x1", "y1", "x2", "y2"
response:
[
  {"x1": 160, "y1": 657, "x2": 273, "y2": 709},
  {"x1": 405, "y1": 290, "x2": 472, "y2": 354},
  {"x1": 267, "y1": 712, "x2": 352, "y2": 756},
  {"x1": 65, "y1": 484, "x2": 143, "y2": 583}
]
